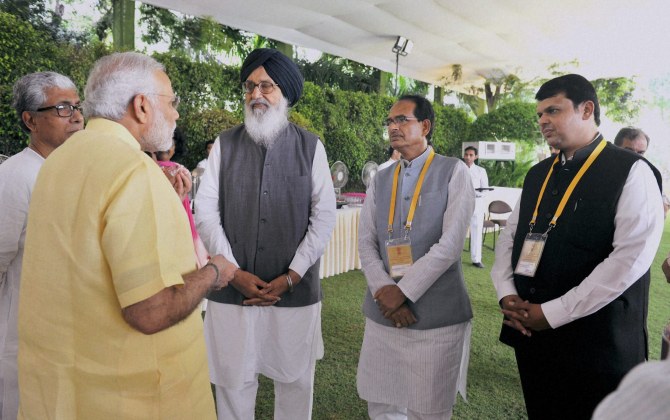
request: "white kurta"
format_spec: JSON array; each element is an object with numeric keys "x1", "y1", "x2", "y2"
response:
[
  {"x1": 357, "y1": 319, "x2": 471, "y2": 414},
  {"x1": 0, "y1": 148, "x2": 44, "y2": 419}
]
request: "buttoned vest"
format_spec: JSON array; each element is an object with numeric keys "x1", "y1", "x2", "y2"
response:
[
  {"x1": 501, "y1": 139, "x2": 662, "y2": 374},
  {"x1": 362, "y1": 154, "x2": 473, "y2": 330},
  {"x1": 207, "y1": 123, "x2": 321, "y2": 307}
]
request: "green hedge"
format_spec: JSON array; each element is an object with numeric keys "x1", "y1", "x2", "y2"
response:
[{"x1": 468, "y1": 101, "x2": 540, "y2": 142}]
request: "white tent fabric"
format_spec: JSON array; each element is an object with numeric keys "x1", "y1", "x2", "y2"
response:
[{"x1": 143, "y1": 0, "x2": 670, "y2": 86}]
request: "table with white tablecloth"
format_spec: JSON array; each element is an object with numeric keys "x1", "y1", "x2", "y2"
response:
[{"x1": 319, "y1": 206, "x2": 362, "y2": 279}]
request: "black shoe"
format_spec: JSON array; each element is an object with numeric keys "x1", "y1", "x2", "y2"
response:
[{"x1": 472, "y1": 262, "x2": 485, "y2": 268}]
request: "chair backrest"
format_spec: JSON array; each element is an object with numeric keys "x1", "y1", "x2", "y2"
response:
[{"x1": 488, "y1": 200, "x2": 512, "y2": 215}]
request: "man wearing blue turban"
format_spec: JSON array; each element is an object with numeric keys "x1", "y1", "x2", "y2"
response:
[{"x1": 195, "y1": 48, "x2": 336, "y2": 419}]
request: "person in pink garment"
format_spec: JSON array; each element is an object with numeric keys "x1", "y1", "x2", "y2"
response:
[{"x1": 156, "y1": 142, "x2": 210, "y2": 268}]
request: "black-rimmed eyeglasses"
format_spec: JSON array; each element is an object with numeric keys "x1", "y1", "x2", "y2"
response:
[
  {"x1": 383, "y1": 115, "x2": 419, "y2": 128},
  {"x1": 242, "y1": 81, "x2": 280, "y2": 95},
  {"x1": 36, "y1": 104, "x2": 83, "y2": 118}
]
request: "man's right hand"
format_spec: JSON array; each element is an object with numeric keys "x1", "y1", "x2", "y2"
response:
[{"x1": 231, "y1": 269, "x2": 280, "y2": 305}]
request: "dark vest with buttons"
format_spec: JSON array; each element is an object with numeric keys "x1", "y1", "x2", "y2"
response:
[
  {"x1": 500, "y1": 137, "x2": 662, "y2": 375},
  {"x1": 207, "y1": 123, "x2": 321, "y2": 307},
  {"x1": 362, "y1": 154, "x2": 473, "y2": 330}
]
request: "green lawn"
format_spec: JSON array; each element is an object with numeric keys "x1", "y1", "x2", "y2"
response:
[{"x1": 253, "y1": 220, "x2": 670, "y2": 419}]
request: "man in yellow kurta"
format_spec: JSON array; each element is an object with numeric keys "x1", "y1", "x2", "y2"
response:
[{"x1": 18, "y1": 52, "x2": 235, "y2": 419}]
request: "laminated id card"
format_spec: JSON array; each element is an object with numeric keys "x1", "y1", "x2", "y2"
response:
[
  {"x1": 514, "y1": 233, "x2": 547, "y2": 277},
  {"x1": 386, "y1": 237, "x2": 413, "y2": 279}
]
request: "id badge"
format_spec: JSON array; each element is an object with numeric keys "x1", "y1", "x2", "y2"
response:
[
  {"x1": 514, "y1": 233, "x2": 547, "y2": 277},
  {"x1": 386, "y1": 237, "x2": 413, "y2": 279}
]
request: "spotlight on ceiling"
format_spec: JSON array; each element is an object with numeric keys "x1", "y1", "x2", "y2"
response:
[
  {"x1": 392, "y1": 36, "x2": 413, "y2": 95},
  {"x1": 392, "y1": 36, "x2": 413, "y2": 56}
]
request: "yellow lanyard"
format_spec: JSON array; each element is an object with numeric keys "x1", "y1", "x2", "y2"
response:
[
  {"x1": 388, "y1": 148, "x2": 435, "y2": 236},
  {"x1": 530, "y1": 138, "x2": 607, "y2": 233}
]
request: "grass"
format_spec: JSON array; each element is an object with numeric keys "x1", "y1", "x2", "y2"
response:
[{"x1": 252, "y1": 220, "x2": 670, "y2": 419}]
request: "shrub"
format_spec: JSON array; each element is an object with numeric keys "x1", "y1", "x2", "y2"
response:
[
  {"x1": 179, "y1": 108, "x2": 241, "y2": 169},
  {"x1": 469, "y1": 101, "x2": 540, "y2": 143}
]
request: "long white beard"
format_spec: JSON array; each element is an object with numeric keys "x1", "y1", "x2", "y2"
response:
[
  {"x1": 244, "y1": 96, "x2": 289, "y2": 148},
  {"x1": 141, "y1": 98, "x2": 176, "y2": 152}
]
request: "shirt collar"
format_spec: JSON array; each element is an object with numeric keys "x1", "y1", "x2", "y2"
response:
[
  {"x1": 560, "y1": 132, "x2": 603, "y2": 165},
  {"x1": 401, "y1": 146, "x2": 432, "y2": 168},
  {"x1": 85, "y1": 118, "x2": 141, "y2": 150}
]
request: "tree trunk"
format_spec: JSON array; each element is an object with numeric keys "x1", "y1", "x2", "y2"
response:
[
  {"x1": 484, "y1": 82, "x2": 502, "y2": 113},
  {"x1": 434, "y1": 86, "x2": 444, "y2": 104},
  {"x1": 379, "y1": 71, "x2": 392, "y2": 96},
  {"x1": 112, "y1": 0, "x2": 135, "y2": 51}
]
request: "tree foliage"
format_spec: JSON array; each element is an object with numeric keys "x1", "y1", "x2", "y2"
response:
[
  {"x1": 296, "y1": 53, "x2": 380, "y2": 94},
  {"x1": 1, "y1": 4, "x2": 539, "y2": 189},
  {"x1": 0, "y1": 10, "x2": 105, "y2": 155},
  {"x1": 591, "y1": 77, "x2": 640, "y2": 124}
]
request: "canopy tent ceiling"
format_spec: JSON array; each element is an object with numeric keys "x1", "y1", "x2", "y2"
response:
[{"x1": 143, "y1": 0, "x2": 670, "y2": 88}]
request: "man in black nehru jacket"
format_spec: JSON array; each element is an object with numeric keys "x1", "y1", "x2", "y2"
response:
[{"x1": 491, "y1": 74, "x2": 664, "y2": 419}]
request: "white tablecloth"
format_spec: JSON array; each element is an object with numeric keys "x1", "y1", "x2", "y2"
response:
[{"x1": 319, "y1": 206, "x2": 362, "y2": 278}]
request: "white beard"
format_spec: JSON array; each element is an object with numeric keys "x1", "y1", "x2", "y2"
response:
[
  {"x1": 244, "y1": 96, "x2": 289, "y2": 148},
  {"x1": 141, "y1": 98, "x2": 175, "y2": 152}
]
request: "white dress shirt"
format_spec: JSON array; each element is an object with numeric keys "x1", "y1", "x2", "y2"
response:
[
  {"x1": 466, "y1": 163, "x2": 489, "y2": 197},
  {"x1": 491, "y1": 160, "x2": 664, "y2": 328}
]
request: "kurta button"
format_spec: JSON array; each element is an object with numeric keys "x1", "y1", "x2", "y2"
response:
[
  {"x1": 552, "y1": 189, "x2": 558, "y2": 195},
  {"x1": 405, "y1": 173, "x2": 410, "y2": 177},
  {"x1": 258, "y1": 247, "x2": 264, "y2": 252},
  {"x1": 260, "y1": 218, "x2": 266, "y2": 223},
  {"x1": 263, "y1": 191, "x2": 268, "y2": 195},
  {"x1": 530, "y1": 287, "x2": 536, "y2": 294},
  {"x1": 404, "y1": 196, "x2": 410, "y2": 201}
]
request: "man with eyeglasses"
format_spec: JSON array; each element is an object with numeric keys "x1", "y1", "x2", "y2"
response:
[
  {"x1": 18, "y1": 52, "x2": 234, "y2": 419},
  {"x1": 357, "y1": 95, "x2": 474, "y2": 419},
  {"x1": 0, "y1": 71, "x2": 83, "y2": 419},
  {"x1": 195, "y1": 48, "x2": 336, "y2": 420}
]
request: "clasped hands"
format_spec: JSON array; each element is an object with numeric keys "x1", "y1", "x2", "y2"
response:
[
  {"x1": 500, "y1": 295, "x2": 550, "y2": 337},
  {"x1": 374, "y1": 285, "x2": 417, "y2": 329},
  {"x1": 232, "y1": 269, "x2": 297, "y2": 306}
]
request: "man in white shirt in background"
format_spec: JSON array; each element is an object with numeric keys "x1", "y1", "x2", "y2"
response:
[
  {"x1": 491, "y1": 74, "x2": 663, "y2": 419},
  {"x1": 0, "y1": 71, "x2": 83, "y2": 419},
  {"x1": 195, "y1": 48, "x2": 336, "y2": 420},
  {"x1": 463, "y1": 146, "x2": 488, "y2": 268}
]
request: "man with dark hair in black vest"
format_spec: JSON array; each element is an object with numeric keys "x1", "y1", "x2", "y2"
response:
[
  {"x1": 491, "y1": 74, "x2": 664, "y2": 419},
  {"x1": 195, "y1": 48, "x2": 336, "y2": 420}
]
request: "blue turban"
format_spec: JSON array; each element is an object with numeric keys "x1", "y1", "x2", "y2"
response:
[{"x1": 240, "y1": 48, "x2": 304, "y2": 107}]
